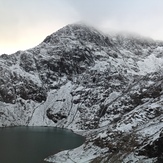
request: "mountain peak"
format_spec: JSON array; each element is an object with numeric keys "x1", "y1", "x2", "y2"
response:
[
  {"x1": 42, "y1": 23, "x2": 112, "y2": 47},
  {"x1": 54, "y1": 23, "x2": 102, "y2": 36},
  {"x1": 1, "y1": 23, "x2": 163, "y2": 163}
]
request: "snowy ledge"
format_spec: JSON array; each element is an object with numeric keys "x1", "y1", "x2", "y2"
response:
[{"x1": 44, "y1": 142, "x2": 108, "y2": 163}]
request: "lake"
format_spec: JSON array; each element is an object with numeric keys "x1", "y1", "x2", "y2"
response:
[{"x1": 0, "y1": 126, "x2": 85, "y2": 163}]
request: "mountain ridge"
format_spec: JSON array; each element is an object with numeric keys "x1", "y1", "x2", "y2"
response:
[{"x1": 0, "y1": 23, "x2": 163, "y2": 162}]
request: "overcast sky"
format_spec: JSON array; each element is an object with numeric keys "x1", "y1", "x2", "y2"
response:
[{"x1": 1, "y1": 0, "x2": 163, "y2": 54}]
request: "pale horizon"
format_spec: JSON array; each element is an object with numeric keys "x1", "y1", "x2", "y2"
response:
[{"x1": 1, "y1": 0, "x2": 163, "y2": 54}]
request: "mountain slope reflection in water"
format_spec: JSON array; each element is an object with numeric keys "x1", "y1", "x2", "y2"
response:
[{"x1": 0, "y1": 127, "x2": 85, "y2": 163}]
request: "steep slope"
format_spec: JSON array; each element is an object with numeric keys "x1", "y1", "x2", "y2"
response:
[{"x1": 0, "y1": 23, "x2": 163, "y2": 162}]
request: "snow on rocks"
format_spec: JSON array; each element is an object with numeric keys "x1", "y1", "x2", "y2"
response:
[
  {"x1": 45, "y1": 143, "x2": 108, "y2": 163},
  {"x1": 1, "y1": 23, "x2": 163, "y2": 162}
]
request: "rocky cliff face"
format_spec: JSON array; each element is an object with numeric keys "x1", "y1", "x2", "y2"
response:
[{"x1": 0, "y1": 24, "x2": 163, "y2": 162}]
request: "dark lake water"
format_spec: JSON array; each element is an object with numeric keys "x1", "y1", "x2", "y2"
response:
[{"x1": 0, "y1": 126, "x2": 85, "y2": 163}]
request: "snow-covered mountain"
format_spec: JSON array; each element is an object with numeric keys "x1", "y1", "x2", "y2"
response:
[{"x1": 0, "y1": 23, "x2": 163, "y2": 162}]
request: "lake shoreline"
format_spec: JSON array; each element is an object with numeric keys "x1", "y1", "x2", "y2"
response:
[{"x1": 0, "y1": 126, "x2": 86, "y2": 163}]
